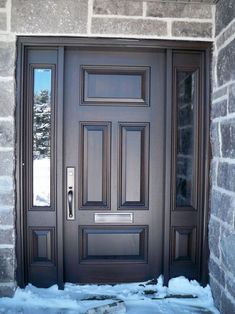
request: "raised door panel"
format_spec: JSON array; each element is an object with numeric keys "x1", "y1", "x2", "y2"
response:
[
  {"x1": 79, "y1": 122, "x2": 111, "y2": 210},
  {"x1": 118, "y1": 123, "x2": 149, "y2": 210}
]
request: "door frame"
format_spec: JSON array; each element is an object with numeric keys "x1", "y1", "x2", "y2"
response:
[{"x1": 16, "y1": 36, "x2": 211, "y2": 289}]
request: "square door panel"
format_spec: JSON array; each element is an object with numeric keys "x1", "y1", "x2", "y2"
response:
[
  {"x1": 79, "y1": 226, "x2": 148, "y2": 263},
  {"x1": 29, "y1": 227, "x2": 55, "y2": 266}
]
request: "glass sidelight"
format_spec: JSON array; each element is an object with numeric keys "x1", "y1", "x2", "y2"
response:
[
  {"x1": 32, "y1": 68, "x2": 53, "y2": 207},
  {"x1": 175, "y1": 70, "x2": 198, "y2": 208}
]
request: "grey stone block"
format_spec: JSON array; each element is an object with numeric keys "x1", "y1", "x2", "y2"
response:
[
  {"x1": 221, "y1": 119, "x2": 235, "y2": 158},
  {"x1": 0, "y1": 42, "x2": 15, "y2": 77},
  {"x1": 0, "y1": 80, "x2": 14, "y2": 117},
  {"x1": 0, "y1": 0, "x2": 7, "y2": 8},
  {"x1": 217, "y1": 162, "x2": 235, "y2": 192},
  {"x1": 217, "y1": 38, "x2": 235, "y2": 86},
  {"x1": 93, "y1": 0, "x2": 142, "y2": 16},
  {"x1": 210, "y1": 122, "x2": 220, "y2": 157},
  {"x1": 221, "y1": 234, "x2": 235, "y2": 276},
  {"x1": 0, "y1": 208, "x2": 14, "y2": 225},
  {"x1": 0, "y1": 12, "x2": 6, "y2": 31},
  {"x1": 210, "y1": 189, "x2": 234, "y2": 225},
  {"x1": 11, "y1": 0, "x2": 88, "y2": 34},
  {"x1": 0, "y1": 121, "x2": 13, "y2": 147},
  {"x1": 212, "y1": 86, "x2": 227, "y2": 101},
  {"x1": 227, "y1": 277, "x2": 235, "y2": 299},
  {"x1": 215, "y1": 0, "x2": 235, "y2": 36},
  {"x1": 208, "y1": 218, "x2": 220, "y2": 259},
  {"x1": 209, "y1": 258, "x2": 225, "y2": 287},
  {"x1": 228, "y1": 84, "x2": 235, "y2": 113},
  {"x1": 0, "y1": 176, "x2": 13, "y2": 194},
  {"x1": 0, "y1": 151, "x2": 14, "y2": 176},
  {"x1": 146, "y1": 2, "x2": 212, "y2": 19},
  {"x1": 209, "y1": 276, "x2": 222, "y2": 310},
  {"x1": 0, "y1": 228, "x2": 14, "y2": 245},
  {"x1": 0, "y1": 248, "x2": 14, "y2": 282},
  {"x1": 221, "y1": 292, "x2": 235, "y2": 314},
  {"x1": 91, "y1": 17, "x2": 167, "y2": 36},
  {"x1": 216, "y1": 20, "x2": 235, "y2": 50},
  {"x1": 0, "y1": 284, "x2": 15, "y2": 297},
  {"x1": 0, "y1": 193, "x2": 14, "y2": 206},
  {"x1": 172, "y1": 21, "x2": 212, "y2": 38},
  {"x1": 211, "y1": 99, "x2": 227, "y2": 119},
  {"x1": 210, "y1": 160, "x2": 217, "y2": 186}
]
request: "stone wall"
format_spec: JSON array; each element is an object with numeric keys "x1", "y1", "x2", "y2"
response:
[
  {"x1": 209, "y1": 0, "x2": 235, "y2": 313},
  {"x1": 0, "y1": 0, "x2": 214, "y2": 297}
]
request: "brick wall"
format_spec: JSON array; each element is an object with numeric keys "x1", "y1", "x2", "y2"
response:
[
  {"x1": 0, "y1": 0, "x2": 214, "y2": 298},
  {"x1": 209, "y1": 0, "x2": 235, "y2": 313}
]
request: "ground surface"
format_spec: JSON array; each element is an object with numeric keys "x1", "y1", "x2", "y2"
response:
[{"x1": 0, "y1": 276, "x2": 220, "y2": 314}]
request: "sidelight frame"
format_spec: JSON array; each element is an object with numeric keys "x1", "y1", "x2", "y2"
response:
[{"x1": 16, "y1": 36, "x2": 211, "y2": 288}]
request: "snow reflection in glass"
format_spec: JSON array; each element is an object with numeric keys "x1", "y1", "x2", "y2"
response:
[{"x1": 33, "y1": 68, "x2": 51, "y2": 207}]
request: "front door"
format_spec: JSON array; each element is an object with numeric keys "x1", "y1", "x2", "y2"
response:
[
  {"x1": 21, "y1": 39, "x2": 209, "y2": 288},
  {"x1": 63, "y1": 48, "x2": 165, "y2": 283}
]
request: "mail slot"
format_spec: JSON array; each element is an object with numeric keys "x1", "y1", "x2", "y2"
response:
[{"x1": 94, "y1": 213, "x2": 133, "y2": 224}]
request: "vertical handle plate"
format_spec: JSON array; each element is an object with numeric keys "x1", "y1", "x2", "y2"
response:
[{"x1": 67, "y1": 167, "x2": 75, "y2": 220}]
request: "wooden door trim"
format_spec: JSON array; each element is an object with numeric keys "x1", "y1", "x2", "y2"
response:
[{"x1": 16, "y1": 36, "x2": 211, "y2": 288}]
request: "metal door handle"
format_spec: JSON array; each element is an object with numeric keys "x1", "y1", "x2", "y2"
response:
[
  {"x1": 68, "y1": 189, "x2": 73, "y2": 218},
  {"x1": 67, "y1": 167, "x2": 75, "y2": 220}
]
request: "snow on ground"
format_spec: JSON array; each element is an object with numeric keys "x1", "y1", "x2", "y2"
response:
[{"x1": 0, "y1": 276, "x2": 220, "y2": 314}]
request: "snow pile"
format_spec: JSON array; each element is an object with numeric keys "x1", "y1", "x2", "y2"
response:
[{"x1": 0, "y1": 276, "x2": 220, "y2": 314}]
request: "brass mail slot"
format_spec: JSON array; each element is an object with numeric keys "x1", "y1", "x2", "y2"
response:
[{"x1": 94, "y1": 213, "x2": 133, "y2": 224}]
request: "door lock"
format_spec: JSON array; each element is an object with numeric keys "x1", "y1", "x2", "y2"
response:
[{"x1": 67, "y1": 167, "x2": 75, "y2": 220}]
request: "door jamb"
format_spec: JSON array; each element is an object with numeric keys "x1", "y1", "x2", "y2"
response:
[{"x1": 16, "y1": 36, "x2": 211, "y2": 288}]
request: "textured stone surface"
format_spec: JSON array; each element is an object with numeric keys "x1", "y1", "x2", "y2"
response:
[
  {"x1": 0, "y1": 151, "x2": 13, "y2": 176},
  {"x1": 0, "y1": 208, "x2": 14, "y2": 225},
  {"x1": 217, "y1": 38, "x2": 235, "y2": 86},
  {"x1": 0, "y1": 12, "x2": 7, "y2": 31},
  {"x1": 11, "y1": 0, "x2": 88, "y2": 34},
  {"x1": 212, "y1": 86, "x2": 227, "y2": 101},
  {"x1": 208, "y1": 218, "x2": 220, "y2": 259},
  {"x1": 93, "y1": 0, "x2": 142, "y2": 16},
  {"x1": 0, "y1": 228, "x2": 14, "y2": 245},
  {"x1": 0, "y1": 248, "x2": 14, "y2": 282},
  {"x1": 221, "y1": 234, "x2": 235, "y2": 275},
  {"x1": 146, "y1": 2, "x2": 212, "y2": 19},
  {"x1": 216, "y1": 20, "x2": 235, "y2": 50},
  {"x1": 210, "y1": 189, "x2": 234, "y2": 225},
  {"x1": 209, "y1": 277, "x2": 222, "y2": 310},
  {"x1": 0, "y1": 121, "x2": 13, "y2": 147},
  {"x1": 172, "y1": 22, "x2": 212, "y2": 38},
  {"x1": 92, "y1": 17, "x2": 167, "y2": 36},
  {"x1": 221, "y1": 292, "x2": 235, "y2": 314},
  {"x1": 211, "y1": 99, "x2": 227, "y2": 118},
  {"x1": 0, "y1": 0, "x2": 7, "y2": 8},
  {"x1": 227, "y1": 278, "x2": 235, "y2": 299},
  {"x1": 215, "y1": 0, "x2": 235, "y2": 35},
  {"x1": 229, "y1": 84, "x2": 235, "y2": 113},
  {"x1": 209, "y1": 258, "x2": 225, "y2": 287},
  {"x1": 221, "y1": 119, "x2": 235, "y2": 158},
  {"x1": 210, "y1": 123, "x2": 220, "y2": 157},
  {"x1": 0, "y1": 80, "x2": 14, "y2": 117},
  {"x1": 217, "y1": 162, "x2": 235, "y2": 192},
  {"x1": 0, "y1": 284, "x2": 15, "y2": 297},
  {"x1": 0, "y1": 176, "x2": 13, "y2": 195},
  {"x1": 0, "y1": 42, "x2": 15, "y2": 77}
]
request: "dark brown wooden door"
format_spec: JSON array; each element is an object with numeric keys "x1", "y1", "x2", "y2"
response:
[{"x1": 63, "y1": 49, "x2": 165, "y2": 283}]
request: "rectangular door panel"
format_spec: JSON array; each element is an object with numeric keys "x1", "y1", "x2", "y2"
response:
[
  {"x1": 79, "y1": 226, "x2": 147, "y2": 263},
  {"x1": 118, "y1": 123, "x2": 149, "y2": 210},
  {"x1": 79, "y1": 122, "x2": 111, "y2": 210}
]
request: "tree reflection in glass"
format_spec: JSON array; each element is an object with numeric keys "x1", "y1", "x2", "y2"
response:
[
  {"x1": 176, "y1": 71, "x2": 196, "y2": 207},
  {"x1": 33, "y1": 68, "x2": 52, "y2": 206}
]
